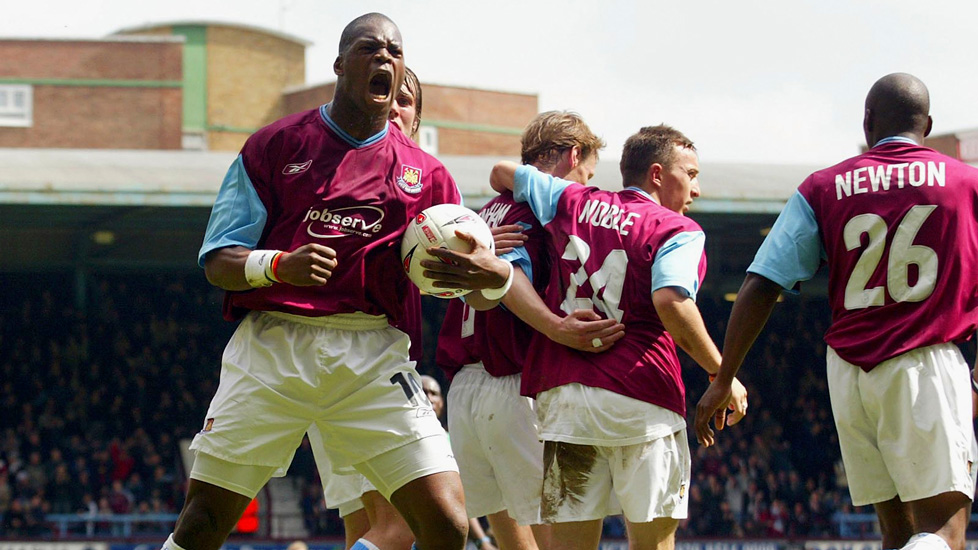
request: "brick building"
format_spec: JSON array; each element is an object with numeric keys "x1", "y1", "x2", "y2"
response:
[
  {"x1": 0, "y1": 21, "x2": 534, "y2": 154},
  {"x1": 0, "y1": 36, "x2": 184, "y2": 149},
  {"x1": 284, "y1": 81, "x2": 534, "y2": 157}
]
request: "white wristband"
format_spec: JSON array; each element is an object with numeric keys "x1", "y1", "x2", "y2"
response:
[
  {"x1": 244, "y1": 250, "x2": 282, "y2": 288},
  {"x1": 479, "y1": 261, "x2": 514, "y2": 301}
]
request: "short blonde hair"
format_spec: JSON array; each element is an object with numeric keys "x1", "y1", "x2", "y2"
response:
[{"x1": 520, "y1": 111, "x2": 604, "y2": 169}]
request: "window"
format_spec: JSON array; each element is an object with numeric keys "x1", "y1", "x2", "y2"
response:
[
  {"x1": 0, "y1": 85, "x2": 33, "y2": 127},
  {"x1": 418, "y1": 125, "x2": 438, "y2": 155}
]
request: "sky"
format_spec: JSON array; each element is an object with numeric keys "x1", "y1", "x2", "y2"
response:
[{"x1": 5, "y1": 0, "x2": 978, "y2": 165}]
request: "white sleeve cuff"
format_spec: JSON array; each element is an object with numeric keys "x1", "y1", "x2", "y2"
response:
[{"x1": 479, "y1": 260, "x2": 514, "y2": 301}]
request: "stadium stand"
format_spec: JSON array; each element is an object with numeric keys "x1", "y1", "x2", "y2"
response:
[{"x1": 5, "y1": 268, "x2": 972, "y2": 542}]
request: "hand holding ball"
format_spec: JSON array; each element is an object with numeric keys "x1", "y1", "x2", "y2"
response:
[{"x1": 400, "y1": 203, "x2": 495, "y2": 298}]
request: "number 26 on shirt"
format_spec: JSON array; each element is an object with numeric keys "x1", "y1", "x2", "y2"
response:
[{"x1": 843, "y1": 204, "x2": 938, "y2": 310}]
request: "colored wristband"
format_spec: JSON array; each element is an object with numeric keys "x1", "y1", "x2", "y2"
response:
[
  {"x1": 474, "y1": 536, "x2": 492, "y2": 549},
  {"x1": 480, "y1": 261, "x2": 514, "y2": 301},
  {"x1": 244, "y1": 249, "x2": 282, "y2": 288},
  {"x1": 269, "y1": 251, "x2": 284, "y2": 283}
]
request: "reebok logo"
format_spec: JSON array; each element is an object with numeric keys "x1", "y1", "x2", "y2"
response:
[{"x1": 282, "y1": 160, "x2": 312, "y2": 175}]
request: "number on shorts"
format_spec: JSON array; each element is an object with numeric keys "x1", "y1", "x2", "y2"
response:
[
  {"x1": 843, "y1": 205, "x2": 938, "y2": 310},
  {"x1": 560, "y1": 235, "x2": 627, "y2": 322},
  {"x1": 390, "y1": 372, "x2": 428, "y2": 407}
]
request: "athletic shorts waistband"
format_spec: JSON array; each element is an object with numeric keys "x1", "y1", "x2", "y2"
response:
[
  {"x1": 263, "y1": 311, "x2": 390, "y2": 330},
  {"x1": 460, "y1": 362, "x2": 487, "y2": 373}
]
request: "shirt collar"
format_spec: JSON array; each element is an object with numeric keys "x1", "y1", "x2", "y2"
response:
[
  {"x1": 623, "y1": 186, "x2": 656, "y2": 202},
  {"x1": 873, "y1": 135, "x2": 918, "y2": 148}
]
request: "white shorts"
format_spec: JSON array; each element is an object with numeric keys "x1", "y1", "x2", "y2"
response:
[
  {"x1": 189, "y1": 311, "x2": 454, "y2": 499},
  {"x1": 827, "y1": 342, "x2": 978, "y2": 506},
  {"x1": 308, "y1": 424, "x2": 372, "y2": 517},
  {"x1": 540, "y1": 430, "x2": 690, "y2": 524},
  {"x1": 447, "y1": 364, "x2": 544, "y2": 525}
]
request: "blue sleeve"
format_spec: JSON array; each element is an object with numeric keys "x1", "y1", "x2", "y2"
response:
[
  {"x1": 651, "y1": 231, "x2": 705, "y2": 301},
  {"x1": 499, "y1": 229, "x2": 534, "y2": 284},
  {"x1": 512, "y1": 164, "x2": 573, "y2": 226},
  {"x1": 197, "y1": 155, "x2": 269, "y2": 267},
  {"x1": 747, "y1": 191, "x2": 824, "y2": 291}
]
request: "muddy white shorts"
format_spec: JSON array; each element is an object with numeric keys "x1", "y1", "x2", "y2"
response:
[
  {"x1": 540, "y1": 431, "x2": 690, "y2": 524},
  {"x1": 189, "y1": 310, "x2": 455, "y2": 499},
  {"x1": 447, "y1": 363, "x2": 544, "y2": 525},
  {"x1": 827, "y1": 342, "x2": 978, "y2": 506}
]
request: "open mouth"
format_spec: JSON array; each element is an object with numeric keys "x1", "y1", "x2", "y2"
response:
[{"x1": 369, "y1": 72, "x2": 392, "y2": 101}]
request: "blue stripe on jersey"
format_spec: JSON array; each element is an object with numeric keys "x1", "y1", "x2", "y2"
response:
[
  {"x1": 319, "y1": 104, "x2": 388, "y2": 148},
  {"x1": 198, "y1": 155, "x2": 268, "y2": 267},
  {"x1": 874, "y1": 136, "x2": 917, "y2": 147},
  {"x1": 651, "y1": 231, "x2": 705, "y2": 300},
  {"x1": 623, "y1": 186, "x2": 654, "y2": 200},
  {"x1": 500, "y1": 243, "x2": 534, "y2": 285},
  {"x1": 513, "y1": 164, "x2": 573, "y2": 226},
  {"x1": 748, "y1": 191, "x2": 824, "y2": 291}
]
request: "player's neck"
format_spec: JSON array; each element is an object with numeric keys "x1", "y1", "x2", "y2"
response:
[
  {"x1": 532, "y1": 161, "x2": 558, "y2": 177},
  {"x1": 871, "y1": 130, "x2": 923, "y2": 147},
  {"x1": 326, "y1": 97, "x2": 389, "y2": 141},
  {"x1": 634, "y1": 182, "x2": 657, "y2": 201}
]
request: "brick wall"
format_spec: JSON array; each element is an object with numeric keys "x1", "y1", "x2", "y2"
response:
[
  {"x1": 283, "y1": 83, "x2": 334, "y2": 117},
  {"x1": 0, "y1": 38, "x2": 183, "y2": 149},
  {"x1": 282, "y1": 81, "x2": 535, "y2": 156},
  {"x1": 923, "y1": 134, "x2": 959, "y2": 159},
  {"x1": 205, "y1": 25, "x2": 306, "y2": 151}
]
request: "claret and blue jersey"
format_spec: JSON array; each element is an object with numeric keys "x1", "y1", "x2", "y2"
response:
[
  {"x1": 750, "y1": 137, "x2": 978, "y2": 369},
  {"x1": 510, "y1": 164, "x2": 708, "y2": 417},
  {"x1": 198, "y1": 104, "x2": 462, "y2": 343},
  {"x1": 435, "y1": 191, "x2": 551, "y2": 380}
]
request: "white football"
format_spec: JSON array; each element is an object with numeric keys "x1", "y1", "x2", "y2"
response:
[{"x1": 400, "y1": 203, "x2": 495, "y2": 298}]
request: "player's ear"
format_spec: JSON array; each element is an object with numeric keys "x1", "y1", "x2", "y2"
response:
[
  {"x1": 924, "y1": 115, "x2": 933, "y2": 138},
  {"x1": 648, "y1": 163, "x2": 663, "y2": 188},
  {"x1": 569, "y1": 146, "x2": 581, "y2": 168},
  {"x1": 333, "y1": 55, "x2": 344, "y2": 77},
  {"x1": 863, "y1": 108, "x2": 873, "y2": 141}
]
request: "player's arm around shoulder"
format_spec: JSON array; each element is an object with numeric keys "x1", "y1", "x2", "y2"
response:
[
  {"x1": 490, "y1": 161, "x2": 520, "y2": 193},
  {"x1": 204, "y1": 244, "x2": 338, "y2": 291},
  {"x1": 495, "y1": 266, "x2": 625, "y2": 351}
]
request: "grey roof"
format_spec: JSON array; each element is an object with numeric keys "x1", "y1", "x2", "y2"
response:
[{"x1": 0, "y1": 148, "x2": 819, "y2": 214}]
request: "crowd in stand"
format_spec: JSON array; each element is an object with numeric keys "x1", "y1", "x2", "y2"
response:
[
  {"x1": 0, "y1": 272, "x2": 973, "y2": 539},
  {"x1": 0, "y1": 273, "x2": 232, "y2": 536}
]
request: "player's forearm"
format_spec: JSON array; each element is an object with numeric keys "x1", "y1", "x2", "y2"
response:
[
  {"x1": 714, "y1": 273, "x2": 783, "y2": 385},
  {"x1": 501, "y1": 268, "x2": 560, "y2": 336},
  {"x1": 203, "y1": 246, "x2": 254, "y2": 291},
  {"x1": 490, "y1": 161, "x2": 519, "y2": 193},
  {"x1": 653, "y1": 287, "x2": 721, "y2": 374},
  {"x1": 465, "y1": 289, "x2": 500, "y2": 311}
]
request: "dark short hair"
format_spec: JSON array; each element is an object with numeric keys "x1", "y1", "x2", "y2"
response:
[
  {"x1": 619, "y1": 125, "x2": 695, "y2": 186},
  {"x1": 520, "y1": 111, "x2": 605, "y2": 168},
  {"x1": 338, "y1": 13, "x2": 396, "y2": 53}
]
